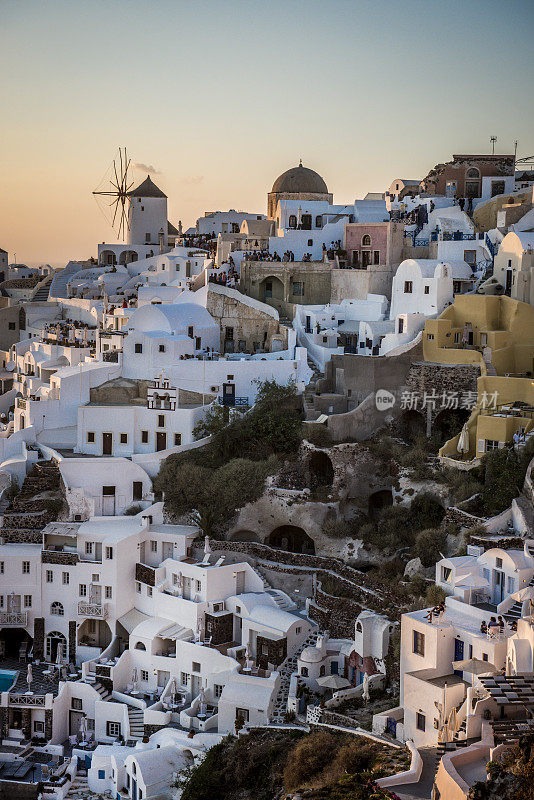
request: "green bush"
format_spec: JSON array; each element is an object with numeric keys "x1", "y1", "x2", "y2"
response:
[
  {"x1": 124, "y1": 504, "x2": 143, "y2": 516},
  {"x1": 414, "y1": 527, "x2": 448, "y2": 567},
  {"x1": 410, "y1": 493, "x2": 446, "y2": 529},
  {"x1": 302, "y1": 424, "x2": 332, "y2": 447},
  {"x1": 322, "y1": 518, "x2": 354, "y2": 539},
  {"x1": 426, "y1": 584, "x2": 446, "y2": 605},
  {"x1": 481, "y1": 447, "x2": 531, "y2": 516},
  {"x1": 156, "y1": 457, "x2": 277, "y2": 535}
]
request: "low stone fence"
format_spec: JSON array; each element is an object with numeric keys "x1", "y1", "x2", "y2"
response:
[{"x1": 208, "y1": 538, "x2": 383, "y2": 597}]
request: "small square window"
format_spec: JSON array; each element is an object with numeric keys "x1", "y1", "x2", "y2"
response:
[
  {"x1": 22, "y1": 561, "x2": 30, "y2": 574},
  {"x1": 46, "y1": 570, "x2": 53, "y2": 583},
  {"x1": 141, "y1": 670, "x2": 149, "y2": 681},
  {"x1": 72, "y1": 698, "x2": 82, "y2": 710},
  {"x1": 151, "y1": 540, "x2": 157, "y2": 552},
  {"x1": 62, "y1": 571, "x2": 70, "y2": 585},
  {"x1": 8, "y1": 322, "x2": 16, "y2": 330},
  {"x1": 87, "y1": 431, "x2": 95, "y2": 443},
  {"x1": 79, "y1": 584, "x2": 87, "y2": 596},
  {"x1": 0, "y1": 562, "x2": 3, "y2": 574},
  {"x1": 105, "y1": 586, "x2": 112, "y2": 599},
  {"x1": 416, "y1": 712, "x2": 426, "y2": 731},
  {"x1": 159, "y1": 344, "x2": 165, "y2": 353},
  {"x1": 424, "y1": 286, "x2": 430, "y2": 294},
  {"x1": 98, "y1": 770, "x2": 105, "y2": 780},
  {"x1": 192, "y1": 661, "x2": 201, "y2": 673},
  {"x1": 134, "y1": 343, "x2": 143, "y2": 354},
  {"x1": 147, "y1": 586, "x2": 153, "y2": 597},
  {"x1": 174, "y1": 433, "x2": 182, "y2": 446},
  {"x1": 404, "y1": 281, "x2": 413, "y2": 293},
  {"x1": 141, "y1": 430, "x2": 149, "y2": 443},
  {"x1": 136, "y1": 582, "x2": 141, "y2": 593},
  {"x1": 34, "y1": 720, "x2": 44, "y2": 732},
  {"x1": 24, "y1": 595, "x2": 32, "y2": 607},
  {"x1": 120, "y1": 433, "x2": 128, "y2": 444},
  {"x1": 105, "y1": 547, "x2": 113, "y2": 560},
  {"x1": 158, "y1": 415, "x2": 165, "y2": 427}
]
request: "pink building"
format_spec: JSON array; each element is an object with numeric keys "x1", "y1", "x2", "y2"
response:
[{"x1": 343, "y1": 221, "x2": 404, "y2": 269}]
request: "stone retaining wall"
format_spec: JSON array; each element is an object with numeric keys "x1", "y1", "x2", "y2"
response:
[
  {"x1": 1, "y1": 528, "x2": 44, "y2": 543},
  {"x1": 444, "y1": 507, "x2": 486, "y2": 529}
]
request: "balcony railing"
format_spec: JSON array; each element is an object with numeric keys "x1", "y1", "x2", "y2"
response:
[
  {"x1": 78, "y1": 601, "x2": 108, "y2": 618},
  {"x1": 0, "y1": 611, "x2": 28, "y2": 626},
  {"x1": 9, "y1": 693, "x2": 46, "y2": 706}
]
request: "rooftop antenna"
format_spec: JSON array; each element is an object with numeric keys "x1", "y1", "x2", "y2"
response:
[
  {"x1": 514, "y1": 139, "x2": 518, "y2": 170},
  {"x1": 490, "y1": 136, "x2": 497, "y2": 155}
]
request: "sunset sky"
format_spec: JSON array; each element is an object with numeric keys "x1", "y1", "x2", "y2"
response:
[{"x1": 1, "y1": 0, "x2": 533, "y2": 265}]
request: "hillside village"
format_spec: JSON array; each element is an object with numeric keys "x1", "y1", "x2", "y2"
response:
[{"x1": 1, "y1": 151, "x2": 534, "y2": 800}]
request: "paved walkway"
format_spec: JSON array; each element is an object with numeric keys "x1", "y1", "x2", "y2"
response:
[{"x1": 394, "y1": 747, "x2": 439, "y2": 800}]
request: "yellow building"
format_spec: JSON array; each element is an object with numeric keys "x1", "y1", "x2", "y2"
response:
[{"x1": 422, "y1": 295, "x2": 534, "y2": 463}]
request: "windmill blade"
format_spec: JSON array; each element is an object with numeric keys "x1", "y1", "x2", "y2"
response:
[{"x1": 111, "y1": 196, "x2": 120, "y2": 228}]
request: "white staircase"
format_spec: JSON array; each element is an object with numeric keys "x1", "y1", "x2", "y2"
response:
[
  {"x1": 88, "y1": 679, "x2": 111, "y2": 701},
  {"x1": 127, "y1": 706, "x2": 145, "y2": 741},
  {"x1": 67, "y1": 773, "x2": 89, "y2": 798},
  {"x1": 271, "y1": 631, "x2": 318, "y2": 722},
  {"x1": 267, "y1": 588, "x2": 297, "y2": 612}
]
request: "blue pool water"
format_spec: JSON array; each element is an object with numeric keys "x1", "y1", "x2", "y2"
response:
[{"x1": 0, "y1": 669, "x2": 17, "y2": 691}]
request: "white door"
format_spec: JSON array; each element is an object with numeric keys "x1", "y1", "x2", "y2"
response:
[{"x1": 191, "y1": 675, "x2": 202, "y2": 697}]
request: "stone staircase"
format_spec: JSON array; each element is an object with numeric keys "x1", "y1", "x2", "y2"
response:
[
  {"x1": 67, "y1": 772, "x2": 89, "y2": 798},
  {"x1": 88, "y1": 679, "x2": 112, "y2": 701},
  {"x1": 303, "y1": 358, "x2": 322, "y2": 421},
  {"x1": 1, "y1": 460, "x2": 64, "y2": 544},
  {"x1": 127, "y1": 706, "x2": 145, "y2": 741},
  {"x1": 270, "y1": 631, "x2": 318, "y2": 722},
  {"x1": 482, "y1": 350, "x2": 497, "y2": 376},
  {"x1": 32, "y1": 276, "x2": 53, "y2": 302},
  {"x1": 267, "y1": 588, "x2": 297, "y2": 612}
]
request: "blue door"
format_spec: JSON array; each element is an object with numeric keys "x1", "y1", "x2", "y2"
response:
[
  {"x1": 454, "y1": 639, "x2": 464, "y2": 675},
  {"x1": 331, "y1": 661, "x2": 339, "y2": 675}
]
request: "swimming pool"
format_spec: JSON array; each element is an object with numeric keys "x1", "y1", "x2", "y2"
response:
[{"x1": 0, "y1": 669, "x2": 17, "y2": 691}]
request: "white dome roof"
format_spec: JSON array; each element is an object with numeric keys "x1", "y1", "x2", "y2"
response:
[{"x1": 300, "y1": 646, "x2": 323, "y2": 663}]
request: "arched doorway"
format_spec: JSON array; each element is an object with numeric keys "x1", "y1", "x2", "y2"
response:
[
  {"x1": 399, "y1": 410, "x2": 426, "y2": 443},
  {"x1": 45, "y1": 631, "x2": 67, "y2": 662},
  {"x1": 261, "y1": 276, "x2": 284, "y2": 303},
  {"x1": 266, "y1": 525, "x2": 315, "y2": 554},
  {"x1": 119, "y1": 250, "x2": 138, "y2": 265},
  {"x1": 77, "y1": 619, "x2": 112, "y2": 652},
  {"x1": 100, "y1": 250, "x2": 117, "y2": 266},
  {"x1": 368, "y1": 489, "x2": 393, "y2": 521},
  {"x1": 229, "y1": 530, "x2": 261, "y2": 543},
  {"x1": 309, "y1": 451, "x2": 334, "y2": 488},
  {"x1": 0, "y1": 628, "x2": 32, "y2": 659},
  {"x1": 433, "y1": 408, "x2": 471, "y2": 446}
]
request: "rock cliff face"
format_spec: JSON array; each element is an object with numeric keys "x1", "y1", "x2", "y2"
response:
[{"x1": 226, "y1": 441, "x2": 394, "y2": 559}]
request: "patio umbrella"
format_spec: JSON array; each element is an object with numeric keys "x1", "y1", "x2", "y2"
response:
[
  {"x1": 204, "y1": 536, "x2": 211, "y2": 556},
  {"x1": 317, "y1": 674, "x2": 351, "y2": 691},
  {"x1": 131, "y1": 667, "x2": 138, "y2": 692},
  {"x1": 198, "y1": 686, "x2": 207, "y2": 714},
  {"x1": 56, "y1": 643, "x2": 64, "y2": 666},
  {"x1": 169, "y1": 678, "x2": 177, "y2": 703},
  {"x1": 448, "y1": 706, "x2": 459, "y2": 736},
  {"x1": 26, "y1": 664, "x2": 33, "y2": 694},
  {"x1": 362, "y1": 672, "x2": 370, "y2": 703},
  {"x1": 457, "y1": 424, "x2": 470, "y2": 457},
  {"x1": 78, "y1": 715, "x2": 87, "y2": 740},
  {"x1": 452, "y1": 657, "x2": 497, "y2": 686}
]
